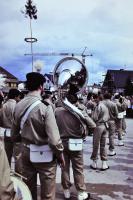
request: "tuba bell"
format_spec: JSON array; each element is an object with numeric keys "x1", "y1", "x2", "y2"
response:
[
  {"x1": 10, "y1": 173, "x2": 32, "y2": 200},
  {"x1": 53, "y1": 56, "x2": 88, "y2": 98},
  {"x1": 53, "y1": 56, "x2": 88, "y2": 126}
]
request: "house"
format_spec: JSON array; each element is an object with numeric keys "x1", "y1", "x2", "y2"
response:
[
  {"x1": 0, "y1": 66, "x2": 19, "y2": 92},
  {"x1": 102, "y1": 69, "x2": 133, "y2": 94}
]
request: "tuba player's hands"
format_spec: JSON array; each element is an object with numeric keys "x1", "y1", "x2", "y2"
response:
[{"x1": 57, "y1": 152, "x2": 65, "y2": 169}]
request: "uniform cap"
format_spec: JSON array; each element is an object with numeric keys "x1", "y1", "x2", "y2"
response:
[{"x1": 44, "y1": 90, "x2": 52, "y2": 95}]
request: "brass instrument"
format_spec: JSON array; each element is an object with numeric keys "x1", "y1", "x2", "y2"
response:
[
  {"x1": 53, "y1": 56, "x2": 88, "y2": 130},
  {"x1": 53, "y1": 56, "x2": 88, "y2": 98},
  {"x1": 11, "y1": 172, "x2": 32, "y2": 200}
]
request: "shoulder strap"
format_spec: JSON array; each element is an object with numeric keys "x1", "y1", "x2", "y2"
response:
[
  {"x1": 62, "y1": 99, "x2": 86, "y2": 138},
  {"x1": 42, "y1": 100, "x2": 50, "y2": 106},
  {"x1": 20, "y1": 100, "x2": 41, "y2": 130}
]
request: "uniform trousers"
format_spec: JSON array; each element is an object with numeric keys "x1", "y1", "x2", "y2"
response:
[
  {"x1": 61, "y1": 142, "x2": 86, "y2": 192},
  {"x1": 116, "y1": 119, "x2": 123, "y2": 140},
  {"x1": 122, "y1": 117, "x2": 126, "y2": 132},
  {"x1": 21, "y1": 145, "x2": 57, "y2": 200},
  {"x1": 108, "y1": 120, "x2": 116, "y2": 151},
  {"x1": 4, "y1": 136, "x2": 13, "y2": 166},
  {"x1": 0, "y1": 141, "x2": 18, "y2": 200},
  {"x1": 13, "y1": 143, "x2": 23, "y2": 174},
  {"x1": 91, "y1": 124, "x2": 108, "y2": 161},
  {"x1": 4, "y1": 139, "x2": 23, "y2": 174}
]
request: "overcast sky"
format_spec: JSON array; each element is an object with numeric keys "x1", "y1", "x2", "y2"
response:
[{"x1": 0, "y1": 0, "x2": 133, "y2": 84}]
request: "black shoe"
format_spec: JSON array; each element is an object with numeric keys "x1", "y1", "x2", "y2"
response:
[
  {"x1": 108, "y1": 150, "x2": 116, "y2": 156},
  {"x1": 108, "y1": 152, "x2": 116, "y2": 156},
  {"x1": 88, "y1": 133, "x2": 93, "y2": 136},
  {"x1": 100, "y1": 166, "x2": 110, "y2": 171},
  {"x1": 90, "y1": 165, "x2": 97, "y2": 170}
]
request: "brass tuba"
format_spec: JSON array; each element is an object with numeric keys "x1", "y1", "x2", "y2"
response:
[
  {"x1": 11, "y1": 174, "x2": 32, "y2": 200},
  {"x1": 53, "y1": 56, "x2": 88, "y2": 126},
  {"x1": 53, "y1": 56, "x2": 88, "y2": 98}
]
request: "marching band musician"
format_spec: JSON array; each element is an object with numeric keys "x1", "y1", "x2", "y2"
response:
[
  {"x1": 90, "y1": 94, "x2": 110, "y2": 170},
  {"x1": 120, "y1": 94, "x2": 128, "y2": 135},
  {"x1": 77, "y1": 97, "x2": 96, "y2": 137},
  {"x1": 11, "y1": 72, "x2": 65, "y2": 200},
  {"x1": 0, "y1": 140, "x2": 21, "y2": 200},
  {"x1": 113, "y1": 94, "x2": 128, "y2": 146},
  {"x1": 102, "y1": 93, "x2": 118, "y2": 156},
  {"x1": 55, "y1": 94, "x2": 96, "y2": 200},
  {"x1": 77, "y1": 97, "x2": 88, "y2": 113},
  {"x1": 42, "y1": 90, "x2": 55, "y2": 111},
  {"x1": 85, "y1": 92, "x2": 96, "y2": 117},
  {"x1": 0, "y1": 89, "x2": 21, "y2": 165}
]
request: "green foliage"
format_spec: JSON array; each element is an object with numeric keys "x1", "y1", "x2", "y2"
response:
[{"x1": 25, "y1": 0, "x2": 37, "y2": 19}]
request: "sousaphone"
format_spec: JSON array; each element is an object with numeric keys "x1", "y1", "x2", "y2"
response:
[
  {"x1": 11, "y1": 172, "x2": 32, "y2": 200},
  {"x1": 53, "y1": 56, "x2": 88, "y2": 122},
  {"x1": 53, "y1": 56, "x2": 88, "y2": 97}
]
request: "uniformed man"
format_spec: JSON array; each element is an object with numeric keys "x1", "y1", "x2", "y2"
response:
[
  {"x1": 121, "y1": 95, "x2": 128, "y2": 135},
  {"x1": 77, "y1": 97, "x2": 88, "y2": 118},
  {"x1": 42, "y1": 90, "x2": 55, "y2": 111},
  {"x1": 55, "y1": 94, "x2": 96, "y2": 200},
  {"x1": 11, "y1": 72, "x2": 65, "y2": 200},
  {"x1": 85, "y1": 93, "x2": 96, "y2": 117},
  {"x1": 0, "y1": 88, "x2": 21, "y2": 165},
  {"x1": 102, "y1": 93, "x2": 118, "y2": 156},
  {"x1": 90, "y1": 94, "x2": 110, "y2": 170},
  {"x1": 114, "y1": 94, "x2": 127, "y2": 146},
  {"x1": 0, "y1": 141, "x2": 21, "y2": 200},
  {"x1": 77, "y1": 97, "x2": 95, "y2": 137}
]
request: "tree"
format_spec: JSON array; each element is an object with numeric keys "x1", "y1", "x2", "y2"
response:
[
  {"x1": 24, "y1": 0, "x2": 37, "y2": 19},
  {"x1": 124, "y1": 76, "x2": 133, "y2": 96}
]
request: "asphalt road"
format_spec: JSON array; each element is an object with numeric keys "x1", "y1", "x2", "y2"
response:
[
  {"x1": 54, "y1": 118, "x2": 133, "y2": 200},
  {"x1": 2, "y1": 117, "x2": 132, "y2": 199}
]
